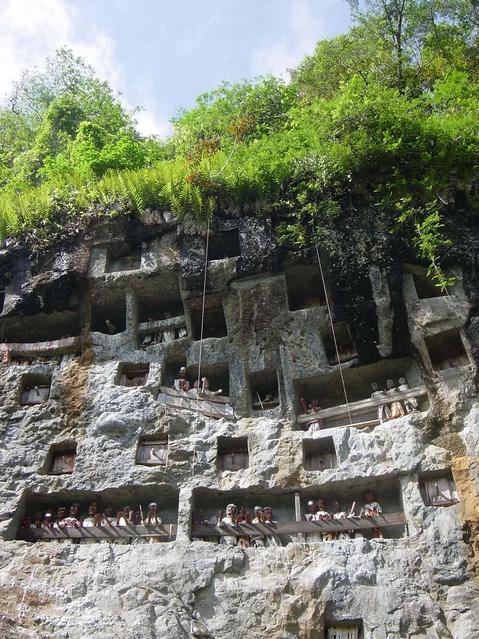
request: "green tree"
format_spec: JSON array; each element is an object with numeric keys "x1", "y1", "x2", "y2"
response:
[{"x1": 348, "y1": 1, "x2": 479, "y2": 89}]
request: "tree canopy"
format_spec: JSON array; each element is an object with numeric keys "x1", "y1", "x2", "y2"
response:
[{"x1": 1, "y1": 1, "x2": 478, "y2": 282}]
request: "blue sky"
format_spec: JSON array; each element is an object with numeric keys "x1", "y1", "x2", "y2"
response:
[{"x1": 0, "y1": 0, "x2": 352, "y2": 136}]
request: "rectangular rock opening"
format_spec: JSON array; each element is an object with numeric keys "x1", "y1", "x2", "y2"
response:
[
  {"x1": 19, "y1": 372, "x2": 52, "y2": 405},
  {"x1": 162, "y1": 356, "x2": 188, "y2": 388},
  {"x1": 295, "y1": 357, "x2": 427, "y2": 429},
  {"x1": 136, "y1": 435, "x2": 168, "y2": 466},
  {"x1": 106, "y1": 243, "x2": 142, "y2": 272},
  {"x1": 286, "y1": 264, "x2": 326, "y2": 311},
  {"x1": 2, "y1": 310, "x2": 81, "y2": 344},
  {"x1": 134, "y1": 273, "x2": 186, "y2": 347},
  {"x1": 91, "y1": 289, "x2": 126, "y2": 334},
  {"x1": 425, "y1": 328, "x2": 470, "y2": 371},
  {"x1": 300, "y1": 476, "x2": 406, "y2": 540},
  {"x1": 326, "y1": 622, "x2": 362, "y2": 639},
  {"x1": 217, "y1": 436, "x2": 249, "y2": 471},
  {"x1": 16, "y1": 485, "x2": 179, "y2": 543},
  {"x1": 303, "y1": 437, "x2": 337, "y2": 471},
  {"x1": 321, "y1": 321, "x2": 358, "y2": 365},
  {"x1": 159, "y1": 360, "x2": 235, "y2": 420},
  {"x1": 46, "y1": 443, "x2": 77, "y2": 475},
  {"x1": 405, "y1": 264, "x2": 447, "y2": 299},
  {"x1": 249, "y1": 368, "x2": 280, "y2": 411},
  {"x1": 189, "y1": 294, "x2": 227, "y2": 340},
  {"x1": 191, "y1": 478, "x2": 406, "y2": 544},
  {"x1": 191, "y1": 487, "x2": 296, "y2": 544},
  {"x1": 189, "y1": 362, "x2": 230, "y2": 397},
  {"x1": 419, "y1": 471, "x2": 459, "y2": 507},
  {"x1": 136, "y1": 275, "x2": 184, "y2": 323},
  {"x1": 207, "y1": 229, "x2": 241, "y2": 260},
  {"x1": 116, "y1": 362, "x2": 150, "y2": 386}
]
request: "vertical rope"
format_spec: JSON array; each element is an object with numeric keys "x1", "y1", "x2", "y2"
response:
[
  {"x1": 165, "y1": 430, "x2": 170, "y2": 468},
  {"x1": 314, "y1": 242, "x2": 353, "y2": 426},
  {"x1": 192, "y1": 216, "x2": 211, "y2": 479},
  {"x1": 197, "y1": 217, "x2": 211, "y2": 388}
]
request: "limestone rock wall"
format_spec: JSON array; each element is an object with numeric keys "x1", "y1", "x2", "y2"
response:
[{"x1": 0, "y1": 214, "x2": 478, "y2": 638}]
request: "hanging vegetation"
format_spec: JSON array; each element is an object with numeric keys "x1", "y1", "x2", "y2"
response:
[{"x1": 0, "y1": 2, "x2": 478, "y2": 285}]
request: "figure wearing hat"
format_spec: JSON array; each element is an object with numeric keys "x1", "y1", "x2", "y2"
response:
[{"x1": 174, "y1": 366, "x2": 190, "y2": 392}]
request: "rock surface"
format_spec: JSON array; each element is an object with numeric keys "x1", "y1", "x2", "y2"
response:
[{"x1": 0, "y1": 215, "x2": 478, "y2": 638}]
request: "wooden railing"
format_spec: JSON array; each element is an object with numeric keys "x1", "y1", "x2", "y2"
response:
[
  {"x1": 20, "y1": 524, "x2": 177, "y2": 541},
  {"x1": 21, "y1": 513, "x2": 407, "y2": 542},
  {"x1": 137, "y1": 315, "x2": 186, "y2": 334},
  {"x1": 298, "y1": 386, "x2": 428, "y2": 430},
  {"x1": 158, "y1": 386, "x2": 235, "y2": 420},
  {"x1": 3, "y1": 335, "x2": 84, "y2": 358},
  {"x1": 192, "y1": 512, "x2": 407, "y2": 538}
]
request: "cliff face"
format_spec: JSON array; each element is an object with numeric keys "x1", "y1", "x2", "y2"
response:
[{"x1": 0, "y1": 211, "x2": 478, "y2": 639}]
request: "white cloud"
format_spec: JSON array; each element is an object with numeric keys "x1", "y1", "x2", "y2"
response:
[
  {"x1": 0, "y1": 0, "x2": 169, "y2": 137},
  {"x1": 0, "y1": 0, "x2": 119, "y2": 97},
  {"x1": 251, "y1": 0, "x2": 345, "y2": 79},
  {"x1": 135, "y1": 107, "x2": 172, "y2": 138}
]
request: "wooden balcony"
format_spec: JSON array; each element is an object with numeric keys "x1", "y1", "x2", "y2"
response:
[
  {"x1": 3, "y1": 335, "x2": 84, "y2": 358},
  {"x1": 20, "y1": 523, "x2": 177, "y2": 541},
  {"x1": 192, "y1": 512, "x2": 407, "y2": 538},
  {"x1": 297, "y1": 386, "x2": 428, "y2": 430},
  {"x1": 158, "y1": 386, "x2": 235, "y2": 420},
  {"x1": 138, "y1": 315, "x2": 186, "y2": 335}
]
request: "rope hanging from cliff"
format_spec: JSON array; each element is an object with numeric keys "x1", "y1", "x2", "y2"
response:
[
  {"x1": 192, "y1": 215, "x2": 211, "y2": 479},
  {"x1": 314, "y1": 241, "x2": 353, "y2": 426}
]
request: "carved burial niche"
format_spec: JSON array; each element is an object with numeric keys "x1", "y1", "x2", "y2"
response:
[
  {"x1": 106, "y1": 242, "x2": 142, "y2": 272},
  {"x1": 16, "y1": 484, "x2": 179, "y2": 542},
  {"x1": 163, "y1": 353, "x2": 188, "y2": 388},
  {"x1": 91, "y1": 288, "x2": 126, "y2": 334},
  {"x1": 249, "y1": 368, "x2": 280, "y2": 411},
  {"x1": 207, "y1": 229, "x2": 241, "y2": 261},
  {"x1": 136, "y1": 274, "x2": 185, "y2": 325},
  {"x1": 191, "y1": 487, "x2": 295, "y2": 537},
  {"x1": 419, "y1": 471, "x2": 458, "y2": 507},
  {"x1": 322, "y1": 321, "x2": 357, "y2": 365},
  {"x1": 189, "y1": 362, "x2": 230, "y2": 397},
  {"x1": 20, "y1": 372, "x2": 51, "y2": 405},
  {"x1": 301, "y1": 476, "x2": 406, "y2": 539},
  {"x1": 189, "y1": 294, "x2": 227, "y2": 340},
  {"x1": 2, "y1": 311, "x2": 81, "y2": 344},
  {"x1": 217, "y1": 436, "x2": 248, "y2": 471},
  {"x1": 326, "y1": 623, "x2": 361, "y2": 639},
  {"x1": 136, "y1": 435, "x2": 168, "y2": 466},
  {"x1": 286, "y1": 264, "x2": 326, "y2": 311},
  {"x1": 405, "y1": 264, "x2": 447, "y2": 299},
  {"x1": 47, "y1": 443, "x2": 77, "y2": 475},
  {"x1": 425, "y1": 328, "x2": 470, "y2": 371},
  {"x1": 295, "y1": 356, "x2": 425, "y2": 429},
  {"x1": 116, "y1": 362, "x2": 150, "y2": 387},
  {"x1": 303, "y1": 437, "x2": 337, "y2": 471}
]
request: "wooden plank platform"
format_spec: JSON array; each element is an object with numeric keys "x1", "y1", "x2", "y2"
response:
[
  {"x1": 297, "y1": 386, "x2": 428, "y2": 426},
  {"x1": 192, "y1": 512, "x2": 407, "y2": 537},
  {"x1": 4, "y1": 335, "x2": 84, "y2": 357},
  {"x1": 20, "y1": 524, "x2": 177, "y2": 541},
  {"x1": 138, "y1": 315, "x2": 186, "y2": 333},
  {"x1": 158, "y1": 386, "x2": 235, "y2": 420}
]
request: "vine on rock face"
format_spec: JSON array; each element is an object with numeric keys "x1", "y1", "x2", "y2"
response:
[{"x1": 0, "y1": 3, "x2": 478, "y2": 283}]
